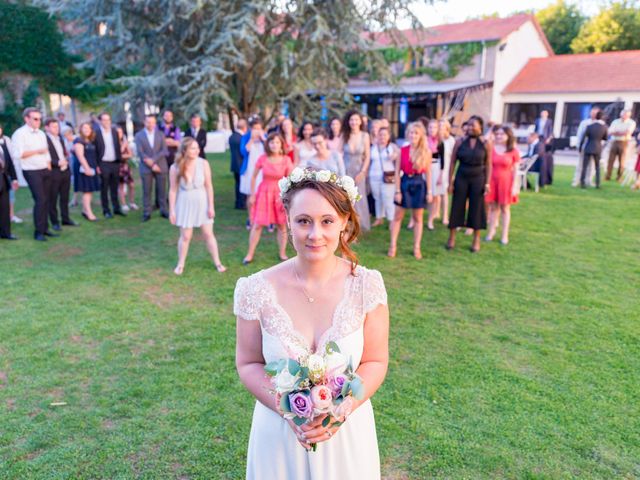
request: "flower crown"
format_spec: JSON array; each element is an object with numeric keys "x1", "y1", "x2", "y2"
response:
[{"x1": 278, "y1": 167, "x2": 361, "y2": 203}]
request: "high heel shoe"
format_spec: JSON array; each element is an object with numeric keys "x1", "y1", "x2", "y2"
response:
[
  {"x1": 387, "y1": 246, "x2": 397, "y2": 258},
  {"x1": 81, "y1": 212, "x2": 97, "y2": 222},
  {"x1": 242, "y1": 258, "x2": 253, "y2": 266},
  {"x1": 215, "y1": 264, "x2": 227, "y2": 273}
]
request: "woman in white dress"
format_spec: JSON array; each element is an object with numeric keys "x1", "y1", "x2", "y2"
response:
[
  {"x1": 438, "y1": 119, "x2": 456, "y2": 226},
  {"x1": 235, "y1": 172, "x2": 389, "y2": 480},
  {"x1": 294, "y1": 121, "x2": 316, "y2": 167}
]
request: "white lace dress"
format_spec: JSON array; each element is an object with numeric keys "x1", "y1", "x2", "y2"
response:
[{"x1": 234, "y1": 265, "x2": 387, "y2": 480}]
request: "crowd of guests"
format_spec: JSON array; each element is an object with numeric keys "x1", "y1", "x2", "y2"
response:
[
  {"x1": 5, "y1": 104, "x2": 638, "y2": 271},
  {"x1": 227, "y1": 110, "x2": 525, "y2": 261}
]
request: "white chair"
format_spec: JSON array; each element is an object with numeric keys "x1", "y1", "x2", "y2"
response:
[{"x1": 517, "y1": 154, "x2": 539, "y2": 192}]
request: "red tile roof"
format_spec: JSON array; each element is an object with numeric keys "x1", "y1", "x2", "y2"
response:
[
  {"x1": 364, "y1": 14, "x2": 552, "y2": 54},
  {"x1": 504, "y1": 50, "x2": 640, "y2": 94}
]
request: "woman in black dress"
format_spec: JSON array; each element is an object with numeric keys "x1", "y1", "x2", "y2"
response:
[
  {"x1": 73, "y1": 122, "x2": 100, "y2": 221},
  {"x1": 446, "y1": 116, "x2": 492, "y2": 252}
]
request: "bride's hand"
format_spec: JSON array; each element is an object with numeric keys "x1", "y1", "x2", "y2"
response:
[
  {"x1": 275, "y1": 393, "x2": 312, "y2": 450},
  {"x1": 299, "y1": 413, "x2": 342, "y2": 445}
]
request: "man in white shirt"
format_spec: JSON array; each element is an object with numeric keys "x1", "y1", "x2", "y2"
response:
[
  {"x1": 44, "y1": 117, "x2": 78, "y2": 230},
  {"x1": 11, "y1": 107, "x2": 56, "y2": 241},
  {"x1": 95, "y1": 112, "x2": 124, "y2": 218},
  {"x1": 573, "y1": 107, "x2": 600, "y2": 187},
  {"x1": 606, "y1": 109, "x2": 637, "y2": 181}
]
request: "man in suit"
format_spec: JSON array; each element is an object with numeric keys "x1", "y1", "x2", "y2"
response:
[
  {"x1": 56, "y1": 111, "x2": 73, "y2": 130},
  {"x1": 580, "y1": 110, "x2": 608, "y2": 188},
  {"x1": 44, "y1": 118, "x2": 78, "y2": 230},
  {"x1": 11, "y1": 107, "x2": 57, "y2": 241},
  {"x1": 0, "y1": 126, "x2": 19, "y2": 240},
  {"x1": 229, "y1": 117, "x2": 248, "y2": 210},
  {"x1": 522, "y1": 132, "x2": 542, "y2": 159},
  {"x1": 534, "y1": 110, "x2": 554, "y2": 146},
  {"x1": 184, "y1": 113, "x2": 207, "y2": 158},
  {"x1": 95, "y1": 112, "x2": 125, "y2": 218},
  {"x1": 134, "y1": 114, "x2": 169, "y2": 222},
  {"x1": 573, "y1": 107, "x2": 600, "y2": 187}
]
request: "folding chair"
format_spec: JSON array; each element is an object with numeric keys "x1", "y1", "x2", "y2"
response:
[{"x1": 517, "y1": 154, "x2": 539, "y2": 192}]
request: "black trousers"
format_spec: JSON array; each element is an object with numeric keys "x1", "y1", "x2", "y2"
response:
[
  {"x1": 141, "y1": 170, "x2": 167, "y2": 216},
  {"x1": 0, "y1": 182, "x2": 10, "y2": 237},
  {"x1": 581, "y1": 153, "x2": 601, "y2": 187},
  {"x1": 100, "y1": 162, "x2": 121, "y2": 214},
  {"x1": 449, "y1": 169, "x2": 486, "y2": 230},
  {"x1": 233, "y1": 171, "x2": 246, "y2": 209},
  {"x1": 23, "y1": 169, "x2": 52, "y2": 236},
  {"x1": 49, "y1": 167, "x2": 72, "y2": 225}
]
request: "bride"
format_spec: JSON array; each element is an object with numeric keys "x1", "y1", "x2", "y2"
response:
[{"x1": 234, "y1": 169, "x2": 389, "y2": 479}]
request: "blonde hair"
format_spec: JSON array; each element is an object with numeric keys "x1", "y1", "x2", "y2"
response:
[
  {"x1": 175, "y1": 137, "x2": 199, "y2": 180},
  {"x1": 407, "y1": 122, "x2": 431, "y2": 171}
]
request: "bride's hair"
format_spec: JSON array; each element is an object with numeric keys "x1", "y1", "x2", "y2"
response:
[{"x1": 282, "y1": 180, "x2": 360, "y2": 274}]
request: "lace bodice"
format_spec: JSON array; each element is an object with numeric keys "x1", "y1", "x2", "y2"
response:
[{"x1": 234, "y1": 266, "x2": 387, "y2": 362}]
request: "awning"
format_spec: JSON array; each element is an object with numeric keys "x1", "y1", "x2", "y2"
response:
[{"x1": 347, "y1": 80, "x2": 493, "y2": 95}]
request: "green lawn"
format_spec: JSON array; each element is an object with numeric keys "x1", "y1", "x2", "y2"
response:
[{"x1": 1, "y1": 154, "x2": 639, "y2": 479}]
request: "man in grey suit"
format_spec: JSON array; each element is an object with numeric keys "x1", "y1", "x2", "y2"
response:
[
  {"x1": 579, "y1": 110, "x2": 608, "y2": 188},
  {"x1": 134, "y1": 114, "x2": 169, "y2": 221}
]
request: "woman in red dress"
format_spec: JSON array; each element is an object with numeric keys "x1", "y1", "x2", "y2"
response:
[
  {"x1": 486, "y1": 125, "x2": 520, "y2": 245},
  {"x1": 280, "y1": 118, "x2": 297, "y2": 164},
  {"x1": 243, "y1": 133, "x2": 293, "y2": 264}
]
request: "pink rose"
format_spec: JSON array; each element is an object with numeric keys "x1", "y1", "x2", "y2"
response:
[
  {"x1": 310, "y1": 385, "x2": 333, "y2": 413},
  {"x1": 328, "y1": 374, "x2": 347, "y2": 397},
  {"x1": 332, "y1": 396, "x2": 354, "y2": 421}
]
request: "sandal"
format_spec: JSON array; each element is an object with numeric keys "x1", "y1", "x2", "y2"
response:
[
  {"x1": 387, "y1": 246, "x2": 397, "y2": 258},
  {"x1": 215, "y1": 264, "x2": 227, "y2": 273}
]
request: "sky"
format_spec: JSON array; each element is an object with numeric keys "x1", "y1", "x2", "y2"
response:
[{"x1": 404, "y1": 0, "x2": 602, "y2": 27}]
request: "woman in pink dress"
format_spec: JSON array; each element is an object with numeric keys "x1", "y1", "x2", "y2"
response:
[
  {"x1": 243, "y1": 133, "x2": 294, "y2": 264},
  {"x1": 486, "y1": 125, "x2": 520, "y2": 245}
]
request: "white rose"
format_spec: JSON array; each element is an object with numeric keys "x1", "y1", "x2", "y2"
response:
[
  {"x1": 324, "y1": 351, "x2": 348, "y2": 375},
  {"x1": 306, "y1": 354, "x2": 325, "y2": 375},
  {"x1": 278, "y1": 177, "x2": 291, "y2": 194},
  {"x1": 274, "y1": 369, "x2": 298, "y2": 393},
  {"x1": 316, "y1": 170, "x2": 332, "y2": 182},
  {"x1": 346, "y1": 185, "x2": 359, "y2": 201},
  {"x1": 290, "y1": 167, "x2": 305, "y2": 182},
  {"x1": 340, "y1": 175, "x2": 355, "y2": 189}
]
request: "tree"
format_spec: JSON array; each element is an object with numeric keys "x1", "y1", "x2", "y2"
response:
[
  {"x1": 571, "y1": 1, "x2": 640, "y2": 53},
  {"x1": 536, "y1": 0, "x2": 586, "y2": 55},
  {"x1": 36, "y1": 0, "x2": 430, "y2": 121}
]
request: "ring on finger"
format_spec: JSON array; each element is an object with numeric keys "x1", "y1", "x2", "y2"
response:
[{"x1": 327, "y1": 431, "x2": 332, "y2": 438}]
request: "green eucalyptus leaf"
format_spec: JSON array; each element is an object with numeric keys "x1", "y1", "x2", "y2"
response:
[
  {"x1": 325, "y1": 341, "x2": 341, "y2": 354},
  {"x1": 350, "y1": 377, "x2": 365, "y2": 400},
  {"x1": 322, "y1": 416, "x2": 331, "y2": 428},
  {"x1": 280, "y1": 393, "x2": 292, "y2": 413},
  {"x1": 288, "y1": 358, "x2": 301, "y2": 376},
  {"x1": 293, "y1": 416, "x2": 307, "y2": 426}
]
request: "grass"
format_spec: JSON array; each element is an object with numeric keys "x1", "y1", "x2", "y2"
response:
[{"x1": 1, "y1": 154, "x2": 639, "y2": 479}]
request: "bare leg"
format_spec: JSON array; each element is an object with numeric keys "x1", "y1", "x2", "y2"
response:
[
  {"x1": 486, "y1": 203, "x2": 498, "y2": 241},
  {"x1": 175, "y1": 227, "x2": 193, "y2": 274},
  {"x1": 118, "y1": 183, "x2": 127, "y2": 208},
  {"x1": 82, "y1": 193, "x2": 96, "y2": 220},
  {"x1": 427, "y1": 201, "x2": 435, "y2": 230},
  {"x1": 471, "y1": 229, "x2": 481, "y2": 252},
  {"x1": 433, "y1": 195, "x2": 441, "y2": 219},
  {"x1": 442, "y1": 194, "x2": 449, "y2": 225},
  {"x1": 388, "y1": 207, "x2": 405, "y2": 257},
  {"x1": 446, "y1": 228, "x2": 456, "y2": 249},
  {"x1": 500, "y1": 205, "x2": 511, "y2": 244},
  {"x1": 244, "y1": 224, "x2": 263, "y2": 262},
  {"x1": 201, "y1": 223, "x2": 226, "y2": 272},
  {"x1": 412, "y1": 208, "x2": 424, "y2": 259},
  {"x1": 276, "y1": 224, "x2": 288, "y2": 260}
]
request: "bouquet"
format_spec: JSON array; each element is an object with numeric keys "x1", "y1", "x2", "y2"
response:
[{"x1": 265, "y1": 342, "x2": 364, "y2": 451}]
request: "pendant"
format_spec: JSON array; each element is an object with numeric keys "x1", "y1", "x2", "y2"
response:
[{"x1": 308, "y1": 297, "x2": 315, "y2": 303}]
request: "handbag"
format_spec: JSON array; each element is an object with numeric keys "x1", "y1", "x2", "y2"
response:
[{"x1": 383, "y1": 171, "x2": 395, "y2": 184}]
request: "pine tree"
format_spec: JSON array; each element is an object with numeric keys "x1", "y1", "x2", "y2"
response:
[{"x1": 36, "y1": 0, "x2": 427, "y2": 120}]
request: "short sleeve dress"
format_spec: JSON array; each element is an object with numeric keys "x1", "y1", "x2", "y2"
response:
[{"x1": 234, "y1": 265, "x2": 388, "y2": 480}]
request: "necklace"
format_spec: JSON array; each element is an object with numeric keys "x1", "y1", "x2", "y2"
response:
[{"x1": 293, "y1": 258, "x2": 338, "y2": 303}]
